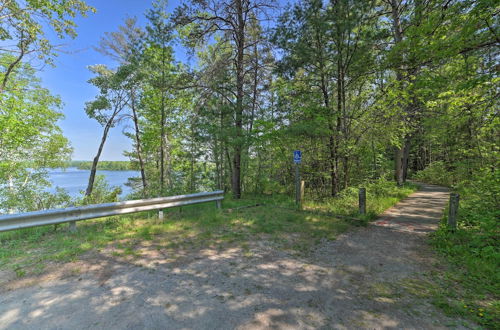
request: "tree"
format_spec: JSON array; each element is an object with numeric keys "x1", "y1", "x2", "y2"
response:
[
  {"x1": 78, "y1": 0, "x2": 497, "y2": 202},
  {"x1": 173, "y1": 0, "x2": 276, "y2": 198},
  {"x1": 144, "y1": 0, "x2": 176, "y2": 194},
  {"x1": 273, "y1": 0, "x2": 379, "y2": 196},
  {"x1": 95, "y1": 18, "x2": 149, "y2": 195},
  {"x1": 0, "y1": 0, "x2": 95, "y2": 93},
  {"x1": 0, "y1": 54, "x2": 72, "y2": 212},
  {"x1": 84, "y1": 65, "x2": 129, "y2": 197},
  {"x1": 380, "y1": 0, "x2": 499, "y2": 185}
]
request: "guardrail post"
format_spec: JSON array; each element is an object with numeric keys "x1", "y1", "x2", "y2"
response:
[
  {"x1": 158, "y1": 210, "x2": 164, "y2": 221},
  {"x1": 216, "y1": 200, "x2": 222, "y2": 209},
  {"x1": 69, "y1": 221, "x2": 77, "y2": 233},
  {"x1": 359, "y1": 188, "x2": 366, "y2": 215},
  {"x1": 448, "y1": 193, "x2": 459, "y2": 231}
]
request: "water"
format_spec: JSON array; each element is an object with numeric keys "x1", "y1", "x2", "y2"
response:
[{"x1": 47, "y1": 167, "x2": 139, "y2": 199}]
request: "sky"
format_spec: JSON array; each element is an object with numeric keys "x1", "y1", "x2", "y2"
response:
[
  {"x1": 38, "y1": 0, "x2": 287, "y2": 161},
  {"x1": 39, "y1": 0, "x2": 180, "y2": 161}
]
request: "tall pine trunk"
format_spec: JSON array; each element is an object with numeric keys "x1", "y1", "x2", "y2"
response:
[
  {"x1": 85, "y1": 121, "x2": 112, "y2": 197},
  {"x1": 131, "y1": 92, "x2": 147, "y2": 195},
  {"x1": 389, "y1": 0, "x2": 411, "y2": 186},
  {"x1": 159, "y1": 45, "x2": 166, "y2": 194},
  {"x1": 232, "y1": 0, "x2": 245, "y2": 199}
]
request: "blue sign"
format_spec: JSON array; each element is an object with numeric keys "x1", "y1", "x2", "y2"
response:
[{"x1": 293, "y1": 150, "x2": 302, "y2": 164}]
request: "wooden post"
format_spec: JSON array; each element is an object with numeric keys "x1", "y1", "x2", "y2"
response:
[
  {"x1": 359, "y1": 188, "x2": 366, "y2": 215},
  {"x1": 299, "y1": 180, "x2": 305, "y2": 210},
  {"x1": 295, "y1": 163, "x2": 300, "y2": 207},
  {"x1": 448, "y1": 193, "x2": 459, "y2": 231}
]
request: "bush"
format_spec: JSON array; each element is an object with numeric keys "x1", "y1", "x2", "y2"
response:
[
  {"x1": 430, "y1": 169, "x2": 499, "y2": 328},
  {"x1": 305, "y1": 178, "x2": 417, "y2": 220},
  {"x1": 79, "y1": 175, "x2": 122, "y2": 205},
  {"x1": 413, "y1": 161, "x2": 455, "y2": 186}
]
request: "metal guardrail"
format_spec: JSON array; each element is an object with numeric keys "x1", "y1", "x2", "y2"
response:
[{"x1": 0, "y1": 190, "x2": 224, "y2": 232}]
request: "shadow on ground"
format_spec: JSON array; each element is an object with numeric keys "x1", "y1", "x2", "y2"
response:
[{"x1": 0, "y1": 184, "x2": 471, "y2": 329}]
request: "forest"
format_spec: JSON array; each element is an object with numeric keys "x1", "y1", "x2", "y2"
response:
[
  {"x1": 69, "y1": 160, "x2": 133, "y2": 171},
  {"x1": 0, "y1": 0, "x2": 498, "y2": 327}
]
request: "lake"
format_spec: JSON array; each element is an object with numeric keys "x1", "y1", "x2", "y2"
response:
[{"x1": 47, "y1": 167, "x2": 139, "y2": 199}]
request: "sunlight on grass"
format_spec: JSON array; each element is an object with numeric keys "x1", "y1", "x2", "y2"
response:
[
  {"x1": 305, "y1": 179, "x2": 417, "y2": 220},
  {"x1": 0, "y1": 181, "x2": 416, "y2": 280}
]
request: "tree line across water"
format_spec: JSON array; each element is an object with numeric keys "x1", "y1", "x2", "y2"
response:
[{"x1": 69, "y1": 161, "x2": 133, "y2": 171}]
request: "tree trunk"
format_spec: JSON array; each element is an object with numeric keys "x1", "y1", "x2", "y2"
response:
[
  {"x1": 395, "y1": 145, "x2": 404, "y2": 186},
  {"x1": 402, "y1": 137, "x2": 411, "y2": 181},
  {"x1": 329, "y1": 134, "x2": 339, "y2": 197},
  {"x1": 232, "y1": 146, "x2": 242, "y2": 198},
  {"x1": 343, "y1": 156, "x2": 349, "y2": 189},
  {"x1": 131, "y1": 92, "x2": 148, "y2": 195},
  {"x1": 215, "y1": 145, "x2": 221, "y2": 190},
  {"x1": 0, "y1": 33, "x2": 27, "y2": 94},
  {"x1": 395, "y1": 137, "x2": 410, "y2": 186},
  {"x1": 389, "y1": 0, "x2": 411, "y2": 185},
  {"x1": 340, "y1": 66, "x2": 349, "y2": 189},
  {"x1": 190, "y1": 124, "x2": 196, "y2": 192},
  {"x1": 159, "y1": 45, "x2": 166, "y2": 194},
  {"x1": 249, "y1": 40, "x2": 259, "y2": 135},
  {"x1": 85, "y1": 122, "x2": 112, "y2": 196},
  {"x1": 218, "y1": 106, "x2": 224, "y2": 190},
  {"x1": 232, "y1": 0, "x2": 245, "y2": 199},
  {"x1": 226, "y1": 148, "x2": 233, "y2": 191}
]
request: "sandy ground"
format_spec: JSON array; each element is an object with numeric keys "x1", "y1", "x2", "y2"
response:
[{"x1": 0, "y1": 183, "x2": 474, "y2": 329}]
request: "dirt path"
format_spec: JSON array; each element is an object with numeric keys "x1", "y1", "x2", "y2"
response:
[{"x1": 0, "y1": 183, "x2": 473, "y2": 329}]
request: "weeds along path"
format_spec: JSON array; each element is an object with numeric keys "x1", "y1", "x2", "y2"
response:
[{"x1": 0, "y1": 183, "x2": 474, "y2": 329}]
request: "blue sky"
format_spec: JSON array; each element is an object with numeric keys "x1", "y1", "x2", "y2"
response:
[
  {"x1": 39, "y1": 0, "x2": 287, "y2": 161},
  {"x1": 40, "y1": 0, "x2": 179, "y2": 161}
]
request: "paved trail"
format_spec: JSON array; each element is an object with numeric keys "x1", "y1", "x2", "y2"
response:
[{"x1": 0, "y1": 183, "x2": 471, "y2": 329}]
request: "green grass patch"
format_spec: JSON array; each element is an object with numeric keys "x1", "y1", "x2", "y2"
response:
[
  {"x1": 414, "y1": 168, "x2": 499, "y2": 329},
  {"x1": 428, "y1": 226, "x2": 500, "y2": 328},
  {"x1": 304, "y1": 178, "x2": 417, "y2": 221},
  {"x1": 0, "y1": 180, "x2": 417, "y2": 282}
]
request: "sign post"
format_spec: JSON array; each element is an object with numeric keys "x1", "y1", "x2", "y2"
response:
[{"x1": 293, "y1": 150, "x2": 302, "y2": 207}]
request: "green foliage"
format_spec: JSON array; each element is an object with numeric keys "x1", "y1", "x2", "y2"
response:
[
  {"x1": 413, "y1": 161, "x2": 455, "y2": 187},
  {"x1": 0, "y1": 0, "x2": 95, "y2": 45},
  {"x1": 80, "y1": 175, "x2": 122, "y2": 205},
  {"x1": 69, "y1": 160, "x2": 132, "y2": 171},
  {"x1": 1, "y1": 1, "x2": 498, "y2": 324},
  {"x1": 415, "y1": 167, "x2": 500, "y2": 328},
  {"x1": 0, "y1": 183, "x2": 414, "y2": 280},
  {"x1": 85, "y1": 64, "x2": 129, "y2": 126},
  {"x1": 0, "y1": 55, "x2": 72, "y2": 213},
  {"x1": 271, "y1": 0, "x2": 384, "y2": 196},
  {"x1": 0, "y1": 0, "x2": 95, "y2": 91},
  {"x1": 306, "y1": 179, "x2": 417, "y2": 221}
]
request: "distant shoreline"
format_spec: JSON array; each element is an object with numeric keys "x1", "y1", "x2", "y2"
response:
[
  {"x1": 66, "y1": 160, "x2": 133, "y2": 171},
  {"x1": 46, "y1": 167, "x2": 139, "y2": 198}
]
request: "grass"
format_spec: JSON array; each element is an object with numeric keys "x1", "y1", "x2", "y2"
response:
[
  {"x1": 412, "y1": 168, "x2": 499, "y2": 329},
  {"x1": 427, "y1": 221, "x2": 500, "y2": 328},
  {"x1": 305, "y1": 179, "x2": 417, "y2": 221},
  {"x1": 0, "y1": 203, "x2": 347, "y2": 277},
  {"x1": 0, "y1": 180, "x2": 417, "y2": 285}
]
